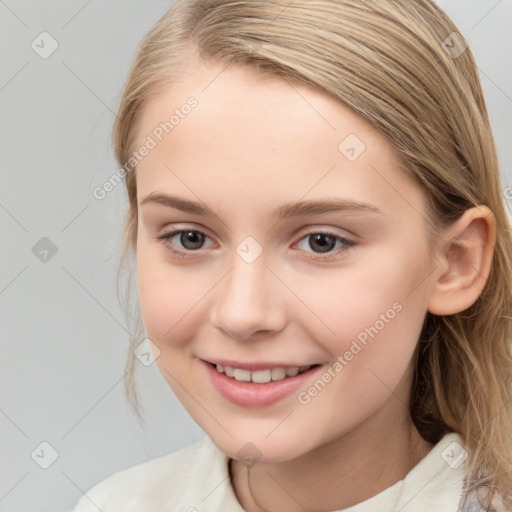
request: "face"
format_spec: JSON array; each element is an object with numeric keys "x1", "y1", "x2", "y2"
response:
[{"x1": 134, "y1": 60, "x2": 437, "y2": 463}]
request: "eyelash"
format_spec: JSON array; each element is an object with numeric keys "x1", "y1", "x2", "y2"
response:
[{"x1": 156, "y1": 228, "x2": 357, "y2": 261}]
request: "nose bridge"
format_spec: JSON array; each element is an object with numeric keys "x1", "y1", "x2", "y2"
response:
[
  {"x1": 223, "y1": 242, "x2": 270, "y2": 307},
  {"x1": 211, "y1": 237, "x2": 284, "y2": 338}
]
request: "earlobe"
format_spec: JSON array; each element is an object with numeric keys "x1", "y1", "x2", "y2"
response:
[{"x1": 427, "y1": 206, "x2": 496, "y2": 316}]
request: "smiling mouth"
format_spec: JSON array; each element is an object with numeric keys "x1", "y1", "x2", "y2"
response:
[{"x1": 208, "y1": 362, "x2": 321, "y2": 384}]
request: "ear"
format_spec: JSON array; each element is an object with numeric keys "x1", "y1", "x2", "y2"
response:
[{"x1": 427, "y1": 205, "x2": 496, "y2": 316}]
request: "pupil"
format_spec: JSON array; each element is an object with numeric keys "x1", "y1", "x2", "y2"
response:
[
  {"x1": 181, "y1": 231, "x2": 204, "y2": 250},
  {"x1": 310, "y1": 233, "x2": 335, "y2": 253}
]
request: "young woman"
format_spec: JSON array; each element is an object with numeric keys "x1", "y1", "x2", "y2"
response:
[{"x1": 72, "y1": 1, "x2": 512, "y2": 510}]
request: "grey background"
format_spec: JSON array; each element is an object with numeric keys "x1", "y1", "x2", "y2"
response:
[{"x1": 1, "y1": 1, "x2": 511, "y2": 511}]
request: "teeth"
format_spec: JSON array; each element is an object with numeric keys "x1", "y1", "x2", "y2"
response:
[
  {"x1": 215, "y1": 364, "x2": 312, "y2": 383},
  {"x1": 251, "y1": 369, "x2": 272, "y2": 383},
  {"x1": 285, "y1": 367, "x2": 299, "y2": 377},
  {"x1": 271, "y1": 367, "x2": 286, "y2": 380},
  {"x1": 233, "y1": 368, "x2": 251, "y2": 382}
]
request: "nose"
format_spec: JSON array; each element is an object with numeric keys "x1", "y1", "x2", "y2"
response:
[{"x1": 209, "y1": 249, "x2": 287, "y2": 341}]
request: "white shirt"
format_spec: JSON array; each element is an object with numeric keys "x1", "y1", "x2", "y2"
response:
[{"x1": 70, "y1": 432, "x2": 483, "y2": 511}]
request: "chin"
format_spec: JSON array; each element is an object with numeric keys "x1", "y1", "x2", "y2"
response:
[{"x1": 205, "y1": 426, "x2": 315, "y2": 465}]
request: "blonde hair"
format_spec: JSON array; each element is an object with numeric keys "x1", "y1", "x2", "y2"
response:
[{"x1": 112, "y1": 1, "x2": 512, "y2": 508}]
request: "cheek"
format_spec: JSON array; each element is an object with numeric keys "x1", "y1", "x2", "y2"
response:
[
  {"x1": 136, "y1": 246, "x2": 206, "y2": 400},
  {"x1": 136, "y1": 243, "x2": 200, "y2": 351},
  {"x1": 290, "y1": 253, "x2": 429, "y2": 438},
  {"x1": 294, "y1": 244, "x2": 431, "y2": 390}
]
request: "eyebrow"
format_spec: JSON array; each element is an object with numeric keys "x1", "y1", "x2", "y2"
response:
[{"x1": 139, "y1": 192, "x2": 383, "y2": 219}]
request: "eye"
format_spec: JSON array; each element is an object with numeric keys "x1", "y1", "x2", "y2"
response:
[
  {"x1": 157, "y1": 229, "x2": 214, "y2": 258},
  {"x1": 295, "y1": 231, "x2": 356, "y2": 261},
  {"x1": 156, "y1": 228, "x2": 357, "y2": 260}
]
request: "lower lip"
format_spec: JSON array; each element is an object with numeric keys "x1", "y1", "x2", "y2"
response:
[{"x1": 203, "y1": 360, "x2": 322, "y2": 408}]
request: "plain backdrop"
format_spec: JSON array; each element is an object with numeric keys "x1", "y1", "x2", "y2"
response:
[{"x1": 0, "y1": 1, "x2": 511, "y2": 511}]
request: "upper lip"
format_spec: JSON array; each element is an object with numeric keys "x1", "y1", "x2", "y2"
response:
[{"x1": 203, "y1": 358, "x2": 319, "y2": 371}]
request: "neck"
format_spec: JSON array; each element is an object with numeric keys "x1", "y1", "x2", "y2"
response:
[{"x1": 230, "y1": 400, "x2": 433, "y2": 512}]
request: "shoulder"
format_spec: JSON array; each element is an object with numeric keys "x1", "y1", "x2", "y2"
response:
[{"x1": 71, "y1": 436, "x2": 221, "y2": 511}]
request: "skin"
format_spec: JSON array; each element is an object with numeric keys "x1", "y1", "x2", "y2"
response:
[{"x1": 133, "y1": 59, "x2": 496, "y2": 511}]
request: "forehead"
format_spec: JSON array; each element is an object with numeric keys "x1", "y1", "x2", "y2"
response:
[
  {"x1": 133, "y1": 61, "x2": 425, "y2": 223},
  {"x1": 135, "y1": 60, "x2": 388, "y2": 156}
]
